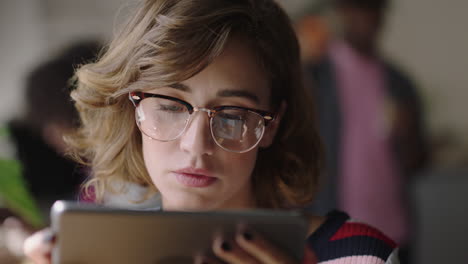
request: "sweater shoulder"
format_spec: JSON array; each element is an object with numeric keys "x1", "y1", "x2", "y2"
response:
[{"x1": 307, "y1": 211, "x2": 398, "y2": 263}]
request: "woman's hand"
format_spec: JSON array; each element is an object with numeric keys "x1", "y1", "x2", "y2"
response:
[
  {"x1": 23, "y1": 228, "x2": 55, "y2": 264},
  {"x1": 197, "y1": 226, "x2": 317, "y2": 264},
  {"x1": 2, "y1": 217, "x2": 34, "y2": 258}
]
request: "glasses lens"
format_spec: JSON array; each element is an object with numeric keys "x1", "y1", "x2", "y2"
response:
[
  {"x1": 211, "y1": 108, "x2": 265, "y2": 152},
  {"x1": 136, "y1": 97, "x2": 189, "y2": 141}
]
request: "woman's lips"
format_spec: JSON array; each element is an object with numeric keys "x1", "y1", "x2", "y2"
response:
[{"x1": 173, "y1": 168, "x2": 217, "y2": 188}]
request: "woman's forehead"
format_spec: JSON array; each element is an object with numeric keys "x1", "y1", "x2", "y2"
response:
[
  {"x1": 149, "y1": 37, "x2": 271, "y2": 107},
  {"x1": 182, "y1": 38, "x2": 270, "y2": 103}
]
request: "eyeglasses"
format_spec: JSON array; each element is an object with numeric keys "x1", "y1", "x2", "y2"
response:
[{"x1": 129, "y1": 92, "x2": 276, "y2": 153}]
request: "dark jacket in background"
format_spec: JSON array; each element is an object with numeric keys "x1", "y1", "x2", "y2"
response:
[
  {"x1": 305, "y1": 57, "x2": 429, "y2": 214},
  {"x1": 8, "y1": 121, "x2": 84, "y2": 213}
]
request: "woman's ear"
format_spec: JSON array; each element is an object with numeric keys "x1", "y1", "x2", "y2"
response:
[{"x1": 259, "y1": 101, "x2": 287, "y2": 148}]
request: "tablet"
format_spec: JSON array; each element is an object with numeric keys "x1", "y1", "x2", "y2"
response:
[{"x1": 51, "y1": 200, "x2": 308, "y2": 264}]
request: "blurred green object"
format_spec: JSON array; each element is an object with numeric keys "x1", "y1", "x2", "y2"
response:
[
  {"x1": 0, "y1": 126, "x2": 9, "y2": 138},
  {"x1": 0, "y1": 158, "x2": 45, "y2": 228}
]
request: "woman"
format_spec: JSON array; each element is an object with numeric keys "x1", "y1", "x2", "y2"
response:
[{"x1": 25, "y1": 0, "x2": 399, "y2": 263}]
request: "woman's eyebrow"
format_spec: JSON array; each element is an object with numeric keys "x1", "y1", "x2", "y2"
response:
[
  {"x1": 168, "y1": 83, "x2": 260, "y2": 104},
  {"x1": 168, "y1": 83, "x2": 191, "y2": 92},
  {"x1": 217, "y1": 89, "x2": 259, "y2": 104}
]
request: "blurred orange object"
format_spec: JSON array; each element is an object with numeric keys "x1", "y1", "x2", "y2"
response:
[{"x1": 295, "y1": 16, "x2": 330, "y2": 64}]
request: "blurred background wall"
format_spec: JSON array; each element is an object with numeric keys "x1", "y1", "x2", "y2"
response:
[
  {"x1": 381, "y1": 0, "x2": 468, "y2": 166},
  {"x1": 0, "y1": 0, "x2": 126, "y2": 126}
]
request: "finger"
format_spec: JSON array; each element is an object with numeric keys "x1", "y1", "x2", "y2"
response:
[
  {"x1": 303, "y1": 246, "x2": 318, "y2": 264},
  {"x1": 23, "y1": 228, "x2": 55, "y2": 264},
  {"x1": 212, "y1": 235, "x2": 260, "y2": 264},
  {"x1": 3, "y1": 217, "x2": 33, "y2": 257},
  {"x1": 3, "y1": 216, "x2": 36, "y2": 233},
  {"x1": 235, "y1": 226, "x2": 296, "y2": 264},
  {"x1": 3, "y1": 217, "x2": 23, "y2": 228}
]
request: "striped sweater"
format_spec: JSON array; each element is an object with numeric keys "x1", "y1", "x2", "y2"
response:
[{"x1": 305, "y1": 211, "x2": 399, "y2": 264}]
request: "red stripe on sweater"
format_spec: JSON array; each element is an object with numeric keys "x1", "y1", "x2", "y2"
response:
[{"x1": 329, "y1": 222, "x2": 397, "y2": 248}]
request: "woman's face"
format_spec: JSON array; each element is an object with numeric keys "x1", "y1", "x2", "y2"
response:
[{"x1": 141, "y1": 37, "x2": 279, "y2": 211}]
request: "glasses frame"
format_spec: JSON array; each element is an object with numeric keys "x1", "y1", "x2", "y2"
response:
[{"x1": 128, "y1": 91, "x2": 276, "y2": 153}]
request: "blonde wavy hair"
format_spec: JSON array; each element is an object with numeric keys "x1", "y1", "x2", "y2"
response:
[{"x1": 68, "y1": 0, "x2": 323, "y2": 209}]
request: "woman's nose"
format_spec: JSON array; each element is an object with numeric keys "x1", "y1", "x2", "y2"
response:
[{"x1": 179, "y1": 112, "x2": 215, "y2": 156}]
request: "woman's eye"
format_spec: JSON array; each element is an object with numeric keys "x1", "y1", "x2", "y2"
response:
[
  {"x1": 218, "y1": 112, "x2": 244, "y2": 120},
  {"x1": 159, "y1": 104, "x2": 185, "y2": 112}
]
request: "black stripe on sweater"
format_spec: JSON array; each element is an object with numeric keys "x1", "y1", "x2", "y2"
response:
[{"x1": 309, "y1": 235, "x2": 394, "y2": 262}]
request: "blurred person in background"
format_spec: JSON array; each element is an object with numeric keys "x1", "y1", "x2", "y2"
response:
[
  {"x1": 305, "y1": 0, "x2": 429, "y2": 261},
  {"x1": 0, "y1": 41, "x2": 100, "y2": 262},
  {"x1": 7, "y1": 41, "x2": 101, "y2": 215}
]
